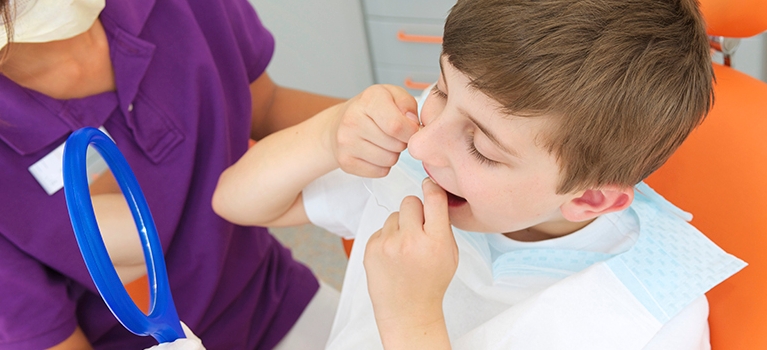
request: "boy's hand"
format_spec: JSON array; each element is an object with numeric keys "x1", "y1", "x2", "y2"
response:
[
  {"x1": 329, "y1": 84, "x2": 420, "y2": 178},
  {"x1": 364, "y1": 178, "x2": 458, "y2": 349}
]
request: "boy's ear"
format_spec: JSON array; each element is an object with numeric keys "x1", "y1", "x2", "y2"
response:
[{"x1": 560, "y1": 186, "x2": 634, "y2": 222}]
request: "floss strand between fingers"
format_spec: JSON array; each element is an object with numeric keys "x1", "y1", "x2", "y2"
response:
[{"x1": 363, "y1": 180, "x2": 394, "y2": 213}]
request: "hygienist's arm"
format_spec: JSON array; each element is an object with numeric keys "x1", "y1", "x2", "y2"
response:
[
  {"x1": 248, "y1": 72, "x2": 345, "y2": 140},
  {"x1": 85, "y1": 171, "x2": 147, "y2": 285},
  {"x1": 91, "y1": 193, "x2": 150, "y2": 283},
  {"x1": 46, "y1": 327, "x2": 92, "y2": 350}
]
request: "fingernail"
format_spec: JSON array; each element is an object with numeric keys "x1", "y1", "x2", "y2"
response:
[
  {"x1": 406, "y1": 111, "x2": 420, "y2": 124},
  {"x1": 422, "y1": 177, "x2": 434, "y2": 185}
]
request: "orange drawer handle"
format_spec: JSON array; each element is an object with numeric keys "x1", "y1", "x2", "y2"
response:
[
  {"x1": 397, "y1": 30, "x2": 443, "y2": 44},
  {"x1": 404, "y1": 77, "x2": 433, "y2": 90}
]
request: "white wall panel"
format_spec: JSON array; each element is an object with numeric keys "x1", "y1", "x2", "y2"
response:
[{"x1": 248, "y1": 0, "x2": 374, "y2": 98}]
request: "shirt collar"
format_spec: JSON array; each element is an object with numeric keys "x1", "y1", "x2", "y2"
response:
[
  {"x1": 100, "y1": 0, "x2": 157, "y2": 38},
  {"x1": 0, "y1": 0, "x2": 157, "y2": 156},
  {"x1": 97, "y1": 0, "x2": 158, "y2": 120},
  {"x1": 0, "y1": 77, "x2": 72, "y2": 155}
]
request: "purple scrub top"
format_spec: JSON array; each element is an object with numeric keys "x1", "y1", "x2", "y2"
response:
[{"x1": 0, "y1": 0, "x2": 318, "y2": 349}]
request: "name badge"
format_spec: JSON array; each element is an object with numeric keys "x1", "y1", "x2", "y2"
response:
[{"x1": 28, "y1": 127, "x2": 112, "y2": 195}]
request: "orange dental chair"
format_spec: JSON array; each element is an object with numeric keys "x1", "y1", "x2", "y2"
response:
[{"x1": 645, "y1": 0, "x2": 767, "y2": 348}]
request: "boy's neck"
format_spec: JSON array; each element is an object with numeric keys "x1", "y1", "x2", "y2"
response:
[{"x1": 503, "y1": 218, "x2": 596, "y2": 242}]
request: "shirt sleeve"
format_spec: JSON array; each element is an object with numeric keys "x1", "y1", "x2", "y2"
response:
[
  {"x1": 642, "y1": 295, "x2": 711, "y2": 350},
  {"x1": 221, "y1": 0, "x2": 275, "y2": 82},
  {"x1": 0, "y1": 233, "x2": 78, "y2": 349},
  {"x1": 303, "y1": 169, "x2": 372, "y2": 239}
]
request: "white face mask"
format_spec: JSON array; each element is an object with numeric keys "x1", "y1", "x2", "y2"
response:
[{"x1": 0, "y1": 0, "x2": 105, "y2": 48}]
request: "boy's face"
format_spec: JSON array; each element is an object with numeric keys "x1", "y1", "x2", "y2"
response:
[{"x1": 409, "y1": 57, "x2": 589, "y2": 239}]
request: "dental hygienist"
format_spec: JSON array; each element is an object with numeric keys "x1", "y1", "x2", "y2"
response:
[{"x1": 0, "y1": 0, "x2": 344, "y2": 349}]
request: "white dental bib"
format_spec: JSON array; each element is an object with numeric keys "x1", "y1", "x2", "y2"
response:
[{"x1": 304, "y1": 150, "x2": 745, "y2": 350}]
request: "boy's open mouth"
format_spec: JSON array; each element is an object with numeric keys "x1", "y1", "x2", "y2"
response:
[
  {"x1": 423, "y1": 165, "x2": 468, "y2": 207},
  {"x1": 445, "y1": 190, "x2": 468, "y2": 207}
]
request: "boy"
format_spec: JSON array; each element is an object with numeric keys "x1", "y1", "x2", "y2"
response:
[{"x1": 212, "y1": 0, "x2": 745, "y2": 348}]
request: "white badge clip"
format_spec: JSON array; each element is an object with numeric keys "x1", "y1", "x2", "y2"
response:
[{"x1": 28, "y1": 127, "x2": 113, "y2": 195}]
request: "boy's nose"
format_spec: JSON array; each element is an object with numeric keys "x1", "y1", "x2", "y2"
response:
[{"x1": 408, "y1": 117, "x2": 450, "y2": 168}]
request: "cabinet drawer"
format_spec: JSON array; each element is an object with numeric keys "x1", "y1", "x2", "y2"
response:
[
  {"x1": 374, "y1": 65, "x2": 439, "y2": 96},
  {"x1": 361, "y1": 0, "x2": 454, "y2": 21},
  {"x1": 367, "y1": 19, "x2": 443, "y2": 67}
]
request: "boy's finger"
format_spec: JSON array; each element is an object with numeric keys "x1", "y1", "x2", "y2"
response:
[
  {"x1": 382, "y1": 84, "x2": 419, "y2": 118},
  {"x1": 368, "y1": 85, "x2": 419, "y2": 143},
  {"x1": 347, "y1": 140, "x2": 401, "y2": 168},
  {"x1": 358, "y1": 125, "x2": 408, "y2": 154},
  {"x1": 422, "y1": 178, "x2": 451, "y2": 234},
  {"x1": 398, "y1": 195, "x2": 425, "y2": 231}
]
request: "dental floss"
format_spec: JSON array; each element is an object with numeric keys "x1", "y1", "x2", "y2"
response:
[
  {"x1": 361, "y1": 105, "x2": 425, "y2": 213},
  {"x1": 363, "y1": 179, "x2": 394, "y2": 213}
]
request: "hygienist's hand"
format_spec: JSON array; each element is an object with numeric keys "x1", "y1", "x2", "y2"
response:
[
  {"x1": 364, "y1": 178, "x2": 458, "y2": 349},
  {"x1": 329, "y1": 84, "x2": 420, "y2": 178},
  {"x1": 144, "y1": 322, "x2": 205, "y2": 350}
]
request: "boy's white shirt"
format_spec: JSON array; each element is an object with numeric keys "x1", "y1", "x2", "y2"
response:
[{"x1": 303, "y1": 153, "x2": 744, "y2": 349}]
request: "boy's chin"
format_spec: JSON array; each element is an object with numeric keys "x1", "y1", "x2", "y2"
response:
[
  {"x1": 446, "y1": 212, "x2": 489, "y2": 233},
  {"x1": 449, "y1": 220, "x2": 499, "y2": 234},
  {"x1": 447, "y1": 212, "x2": 522, "y2": 235}
]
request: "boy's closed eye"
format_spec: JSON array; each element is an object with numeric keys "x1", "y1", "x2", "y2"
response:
[
  {"x1": 466, "y1": 133, "x2": 501, "y2": 167},
  {"x1": 429, "y1": 82, "x2": 504, "y2": 167}
]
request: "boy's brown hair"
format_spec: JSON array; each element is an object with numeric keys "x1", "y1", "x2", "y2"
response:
[{"x1": 442, "y1": 0, "x2": 714, "y2": 194}]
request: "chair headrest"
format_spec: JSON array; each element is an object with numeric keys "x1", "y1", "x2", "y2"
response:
[{"x1": 700, "y1": 0, "x2": 767, "y2": 38}]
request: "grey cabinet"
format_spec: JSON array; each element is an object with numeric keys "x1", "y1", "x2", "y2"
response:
[{"x1": 361, "y1": 0, "x2": 454, "y2": 95}]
